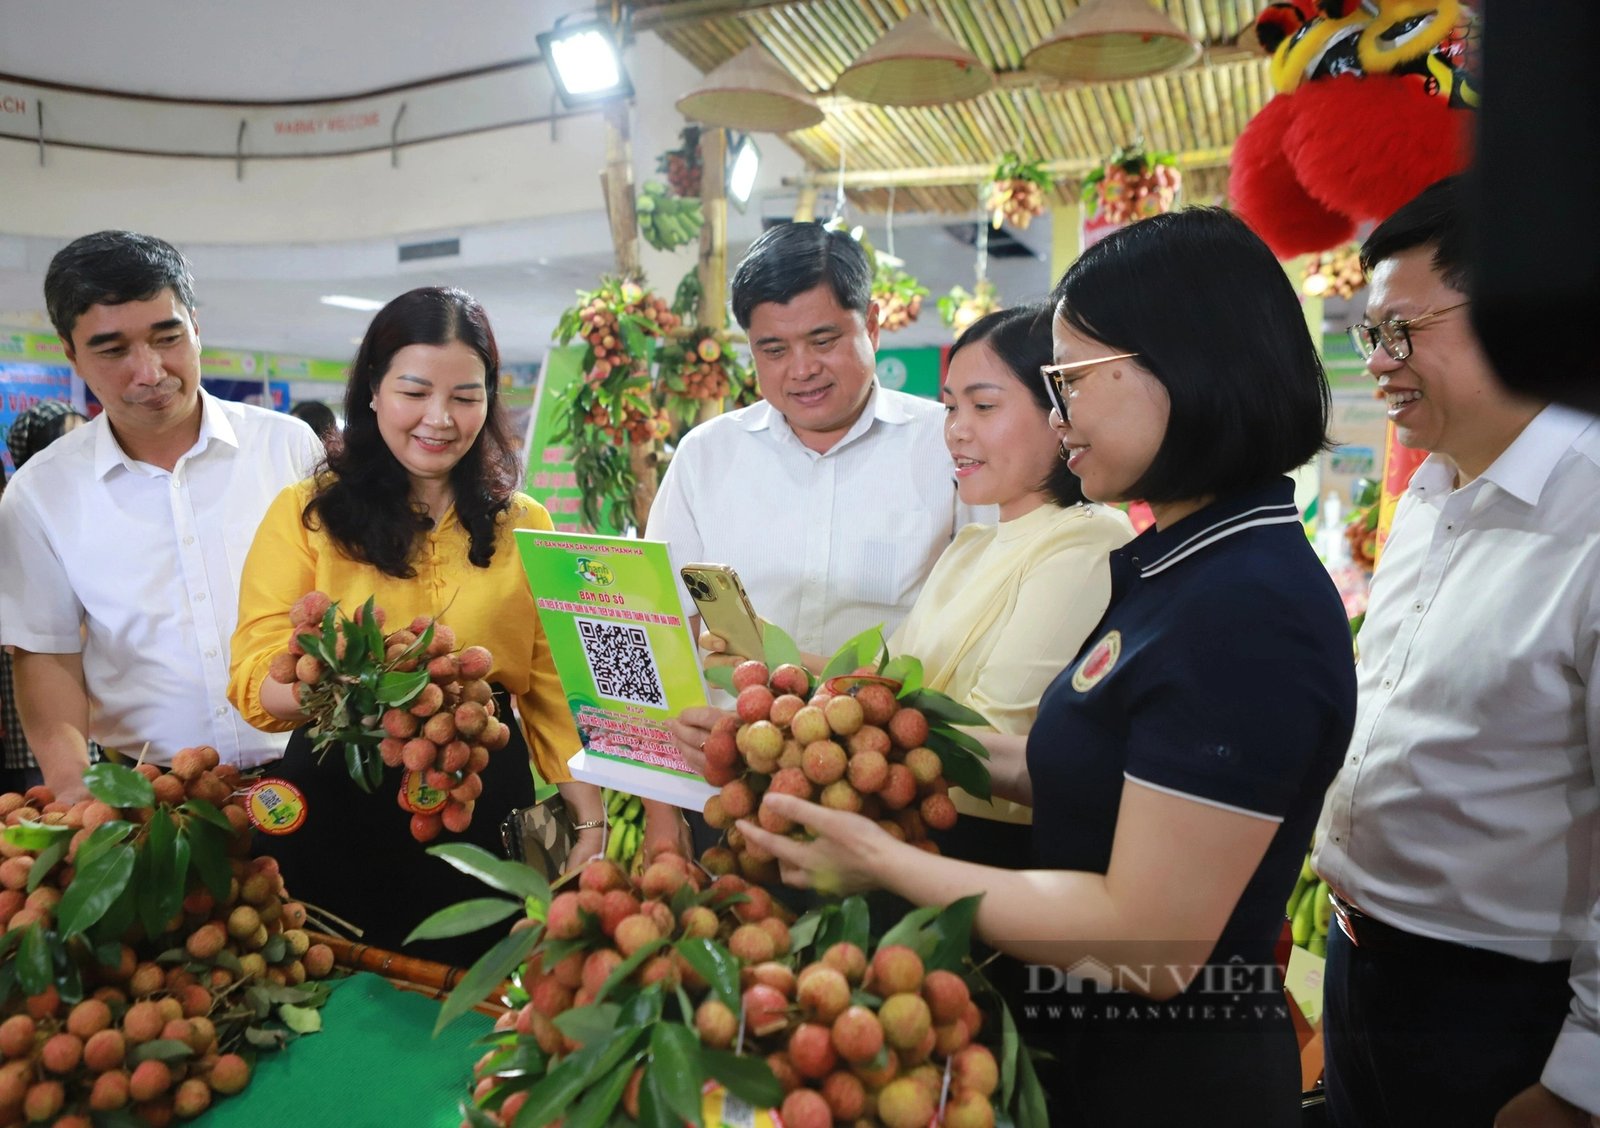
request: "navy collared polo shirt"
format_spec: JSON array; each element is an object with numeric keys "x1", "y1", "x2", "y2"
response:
[{"x1": 1026, "y1": 477, "x2": 1356, "y2": 966}]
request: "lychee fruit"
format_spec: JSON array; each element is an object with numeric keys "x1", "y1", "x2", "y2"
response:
[
  {"x1": 888, "y1": 706, "x2": 930, "y2": 749},
  {"x1": 879, "y1": 992, "x2": 933, "y2": 1052},
  {"x1": 922, "y1": 968, "x2": 971, "y2": 1025},
  {"x1": 718, "y1": 779, "x2": 756, "y2": 821},
  {"x1": 613, "y1": 914, "x2": 662, "y2": 958},
  {"x1": 741, "y1": 983, "x2": 789, "y2": 1037},
  {"x1": 847, "y1": 749, "x2": 889, "y2": 793},
  {"x1": 823, "y1": 695, "x2": 864, "y2": 736},
  {"x1": 458, "y1": 646, "x2": 493, "y2": 680},
  {"x1": 735, "y1": 721, "x2": 783, "y2": 764},
  {"x1": 736, "y1": 684, "x2": 775, "y2": 724},
  {"x1": 767, "y1": 693, "x2": 804, "y2": 728},
  {"x1": 878, "y1": 1076, "x2": 936, "y2": 1128},
  {"x1": 819, "y1": 780, "x2": 863, "y2": 813},
  {"x1": 731, "y1": 660, "x2": 769, "y2": 691},
  {"x1": 787, "y1": 1022, "x2": 838, "y2": 1080},
  {"x1": 728, "y1": 923, "x2": 777, "y2": 965},
  {"x1": 871, "y1": 945, "x2": 924, "y2": 996},
  {"x1": 822, "y1": 941, "x2": 868, "y2": 985},
  {"x1": 694, "y1": 999, "x2": 737, "y2": 1049},
  {"x1": 880, "y1": 763, "x2": 918, "y2": 810},
  {"x1": 129, "y1": 1059, "x2": 173, "y2": 1101},
  {"x1": 801, "y1": 740, "x2": 847, "y2": 786},
  {"x1": 770, "y1": 663, "x2": 811, "y2": 698},
  {"x1": 830, "y1": 1004, "x2": 885, "y2": 1064},
  {"x1": 779, "y1": 1087, "x2": 832, "y2": 1128},
  {"x1": 208, "y1": 1053, "x2": 251, "y2": 1095},
  {"x1": 796, "y1": 965, "x2": 851, "y2": 1024},
  {"x1": 821, "y1": 1070, "x2": 868, "y2": 1121},
  {"x1": 789, "y1": 706, "x2": 830, "y2": 745},
  {"x1": 921, "y1": 792, "x2": 958, "y2": 831},
  {"x1": 953, "y1": 1043, "x2": 1000, "y2": 1097},
  {"x1": 847, "y1": 725, "x2": 891, "y2": 758},
  {"x1": 855, "y1": 683, "x2": 898, "y2": 727}
]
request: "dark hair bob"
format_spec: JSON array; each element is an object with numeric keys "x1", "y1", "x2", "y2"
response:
[
  {"x1": 948, "y1": 304, "x2": 1085, "y2": 508},
  {"x1": 1051, "y1": 207, "x2": 1331, "y2": 504},
  {"x1": 305, "y1": 287, "x2": 519, "y2": 579}
]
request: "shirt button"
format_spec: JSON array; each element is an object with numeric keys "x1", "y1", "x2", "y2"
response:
[
  {"x1": 214, "y1": 706, "x2": 227, "y2": 717},
  {"x1": 194, "y1": 592, "x2": 207, "y2": 603},
  {"x1": 1382, "y1": 678, "x2": 1393, "y2": 689},
  {"x1": 1412, "y1": 601, "x2": 1424, "y2": 612},
  {"x1": 183, "y1": 535, "x2": 195, "y2": 546},
  {"x1": 205, "y1": 649, "x2": 218, "y2": 659}
]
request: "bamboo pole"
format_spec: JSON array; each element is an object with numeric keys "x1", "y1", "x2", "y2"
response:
[
  {"x1": 599, "y1": 100, "x2": 658, "y2": 530},
  {"x1": 696, "y1": 127, "x2": 730, "y2": 426},
  {"x1": 783, "y1": 146, "x2": 1233, "y2": 191}
]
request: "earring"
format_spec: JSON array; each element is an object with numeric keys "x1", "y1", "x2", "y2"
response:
[{"x1": 1057, "y1": 442, "x2": 1070, "y2": 461}]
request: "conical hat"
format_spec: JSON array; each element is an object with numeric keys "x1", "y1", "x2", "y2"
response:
[
  {"x1": 1025, "y1": 0, "x2": 1200, "y2": 82},
  {"x1": 676, "y1": 44, "x2": 825, "y2": 133},
  {"x1": 833, "y1": 12, "x2": 994, "y2": 107}
]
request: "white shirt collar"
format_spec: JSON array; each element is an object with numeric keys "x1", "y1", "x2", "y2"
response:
[
  {"x1": 93, "y1": 388, "x2": 238, "y2": 479},
  {"x1": 1410, "y1": 403, "x2": 1594, "y2": 506},
  {"x1": 738, "y1": 382, "x2": 912, "y2": 455}
]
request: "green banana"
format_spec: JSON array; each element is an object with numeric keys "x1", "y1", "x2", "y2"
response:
[
  {"x1": 1286, "y1": 872, "x2": 1311, "y2": 921},
  {"x1": 1307, "y1": 932, "x2": 1327, "y2": 958},
  {"x1": 1291, "y1": 886, "x2": 1315, "y2": 946},
  {"x1": 1313, "y1": 880, "x2": 1333, "y2": 937},
  {"x1": 1300, "y1": 853, "x2": 1316, "y2": 883}
]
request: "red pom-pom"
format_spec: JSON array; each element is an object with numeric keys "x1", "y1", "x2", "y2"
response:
[
  {"x1": 1285, "y1": 74, "x2": 1472, "y2": 226},
  {"x1": 1229, "y1": 92, "x2": 1357, "y2": 259}
]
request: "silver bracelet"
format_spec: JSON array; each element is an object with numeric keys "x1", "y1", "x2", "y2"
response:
[{"x1": 571, "y1": 819, "x2": 607, "y2": 831}]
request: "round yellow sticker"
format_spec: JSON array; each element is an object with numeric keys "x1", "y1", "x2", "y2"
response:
[
  {"x1": 401, "y1": 770, "x2": 448, "y2": 815},
  {"x1": 245, "y1": 779, "x2": 307, "y2": 835}
]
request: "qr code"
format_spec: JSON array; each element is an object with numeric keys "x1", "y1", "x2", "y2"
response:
[{"x1": 576, "y1": 617, "x2": 667, "y2": 708}]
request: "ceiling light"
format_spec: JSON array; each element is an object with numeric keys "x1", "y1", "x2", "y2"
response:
[
  {"x1": 320, "y1": 295, "x2": 385, "y2": 312},
  {"x1": 728, "y1": 135, "x2": 761, "y2": 210},
  {"x1": 537, "y1": 17, "x2": 632, "y2": 106}
]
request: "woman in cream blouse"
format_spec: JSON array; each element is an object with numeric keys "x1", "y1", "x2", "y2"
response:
[{"x1": 886, "y1": 304, "x2": 1131, "y2": 862}]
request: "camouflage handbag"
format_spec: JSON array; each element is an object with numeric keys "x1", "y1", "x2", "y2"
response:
[{"x1": 499, "y1": 792, "x2": 576, "y2": 877}]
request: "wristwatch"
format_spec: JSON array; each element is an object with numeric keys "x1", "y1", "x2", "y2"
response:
[{"x1": 571, "y1": 819, "x2": 607, "y2": 832}]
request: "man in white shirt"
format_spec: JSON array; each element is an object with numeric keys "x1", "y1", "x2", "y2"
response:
[
  {"x1": 1313, "y1": 178, "x2": 1600, "y2": 1127},
  {"x1": 0, "y1": 231, "x2": 322, "y2": 801},
  {"x1": 644, "y1": 222, "x2": 977, "y2": 852}
]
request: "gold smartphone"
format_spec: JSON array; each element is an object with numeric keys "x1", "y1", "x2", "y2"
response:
[{"x1": 679, "y1": 563, "x2": 766, "y2": 663}]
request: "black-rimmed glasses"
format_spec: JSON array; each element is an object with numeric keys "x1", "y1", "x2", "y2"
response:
[
  {"x1": 1348, "y1": 301, "x2": 1469, "y2": 362},
  {"x1": 1040, "y1": 352, "x2": 1139, "y2": 419}
]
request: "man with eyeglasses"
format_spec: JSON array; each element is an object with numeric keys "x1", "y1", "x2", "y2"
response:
[{"x1": 1313, "y1": 177, "x2": 1600, "y2": 1126}]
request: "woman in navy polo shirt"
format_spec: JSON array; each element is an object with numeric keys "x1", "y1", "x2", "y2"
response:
[{"x1": 734, "y1": 208, "x2": 1357, "y2": 1125}]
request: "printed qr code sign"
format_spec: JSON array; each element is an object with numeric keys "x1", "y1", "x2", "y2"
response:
[{"x1": 576, "y1": 616, "x2": 668, "y2": 709}]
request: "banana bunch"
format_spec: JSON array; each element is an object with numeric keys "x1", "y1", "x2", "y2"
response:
[
  {"x1": 636, "y1": 181, "x2": 704, "y2": 252},
  {"x1": 1286, "y1": 852, "x2": 1333, "y2": 958},
  {"x1": 603, "y1": 787, "x2": 646, "y2": 871}
]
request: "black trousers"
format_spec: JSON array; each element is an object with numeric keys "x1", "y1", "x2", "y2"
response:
[
  {"x1": 1323, "y1": 918, "x2": 1574, "y2": 1128},
  {"x1": 254, "y1": 687, "x2": 535, "y2": 969}
]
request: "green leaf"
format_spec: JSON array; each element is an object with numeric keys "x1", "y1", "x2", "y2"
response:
[
  {"x1": 703, "y1": 665, "x2": 736, "y2": 694},
  {"x1": 902, "y1": 688, "x2": 990, "y2": 729},
  {"x1": 376, "y1": 669, "x2": 431, "y2": 706},
  {"x1": 83, "y1": 762, "x2": 155, "y2": 808},
  {"x1": 342, "y1": 621, "x2": 370, "y2": 669},
  {"x1": 73, "y1": 820, "x2": 135, "y2": 872},
  {"x1": 345, "y1": 744, "x2": 374, "y2": 795},
  {"x1": 552, "y1": 1003, "x2": 620, "y2": 1048},
  {"x1": 57, "y1": 841, "x2": 136, "y2": 936},
  {"x1": 1014, "y1": 1042, "x2": 1050, "y2": 1128},
  {"x1": 759, "y1": 622, "x2": 803, "y2": 673},
  {"x1": 244, "y1": 1026, "x2": 287, "y2": 1049},
  {"x1": 646, "y1": 1024, "x2": 703, "y2": 1125},
  {"x1": 434, "y1": 923, "x2": 542, "y2": 1034},
  {"x1": 279, "y1": 1003, "x2": 323, "y2": 1034},
  {"x1": 820, "y1": 626, "x2": 885, "y2": 682},
  {"x1": 129, "y1": 1037, "x2": 195, "y2": 1064},
  {"x1": 786, "y1": 910, "x2": 822, "y2": 955},
  {"x1": 1000, "y1": 997, "x2": 1020, "y2": 1106},
  {"x1": 178, "y1": 799, "x2": 234, "y2": 834},
  {"x1": 25, "y1": 836, "x2": 70, "y2": 893},
  {"x1": 923, "y1": 730, "x2": 993, "y2": 802},
  {"x1": 140, "y1": 811, "x2": 185, "y2": 939},
  {"x1": 884, "y1": 654, "x2": 924, "y2": 696},
  {"x1": 673, "y1": 938, "x2": 739, "y2": 1011},
  {"x1": 565, "y1": 1058, "x2": 639, "y2": 1128},
  {"x1": 261, "y1": 934, "x2": 289, "y2": 965},
  {"x1": 320, "y1": 605, "x2": 340, "y2": 655},
  {"x1": 296, "y1": 631, "x2": 333, "y2": 666},
  {"x1": 427, "y1": 844, "x2": 552, "y2": 903},
  {"x1": 15, "y1": 925, "x2": 51, "y2": 995},
  {"x1": 405, "y1": 898, "x2": 523, "y2": 944},
  {"x1": 838, "y1": 896, "x2": 871, "y2": 952},
  {"x1": 509, "y1": 1044, "x2": 608, "y2": 1128},
  {"x1": 596, "y1": 936, "x2": 666, "y2": 1004},
  {"x1": 702, "y1": 1049, "x2": 784, "y2": 1109},
  {"x1": 185, "y1": 819, "x2": 233, "y2": 902},
  {"x1": 0, "y1": 821, "x2": 72, "y2": 851},
  {"x1": 926, "y1": 895, "x2": 984, "y2": 972},
  {"x1": 874, "y1": 904, "x2": 943, "y2": 959},
  {"x1": 461, "y1": 1100, "x2": 500, "y2": 1128}
]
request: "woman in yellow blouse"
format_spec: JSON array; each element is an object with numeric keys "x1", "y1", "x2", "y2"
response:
[
  {"x1": 681, "y1": 305, "x2": 1131, "y2": 866},
  {"x1": 229, "y1": 287, "x2": 605, "y2": 964},
  {"x1": 886, "y1": 304, "x2": 1131, "y2": 862}
]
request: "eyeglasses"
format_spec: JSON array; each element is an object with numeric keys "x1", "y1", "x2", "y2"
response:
[
  {"x1": 1348, "y1": 301, "x2": 1469, "y2": 362},
  {"x1": 1040, "y1": 352, "x2": 1139, "y2": 419}
]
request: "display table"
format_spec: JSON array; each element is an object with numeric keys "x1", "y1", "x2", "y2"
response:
[{"x1": 200, "y1": 972, "x2": 493, "y2": 1127}]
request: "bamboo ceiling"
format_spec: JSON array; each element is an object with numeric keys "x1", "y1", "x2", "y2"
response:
[{"x1": 639, "y1": 0, "x2": 1268, "y2": 214}]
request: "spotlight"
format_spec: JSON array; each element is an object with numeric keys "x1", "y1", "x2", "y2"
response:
[
  {"x1": 728, "y1": 134, "x2": 761, "y2": 211},
  {"x1": 537, "y1": 16, "x2": 632, "y2": 106}
]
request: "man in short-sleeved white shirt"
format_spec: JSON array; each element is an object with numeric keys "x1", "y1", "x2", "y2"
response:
[
  {"x1": 644, "y1": 223, "x2": 983, "y2": 852},
  {"x1": 647, "y1": 222, "x2": 980, "y2": 656},
  {"x1": 0, "y1": 231, "x2": 321, "y2": 801},
  {"x1": 1312, "y1": 179, "x2": 1600, "y2": 1127}
]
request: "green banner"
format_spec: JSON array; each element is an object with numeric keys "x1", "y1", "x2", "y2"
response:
[
  {"x1": 515, "y1": 530, "x2": 714, "y2": 809},
  {"x1": 523, "y1": 345, "x2": 616, "y2": 534},
  {"x1": 875, "y1": 346, "x2": 943, "y2": 400}
]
